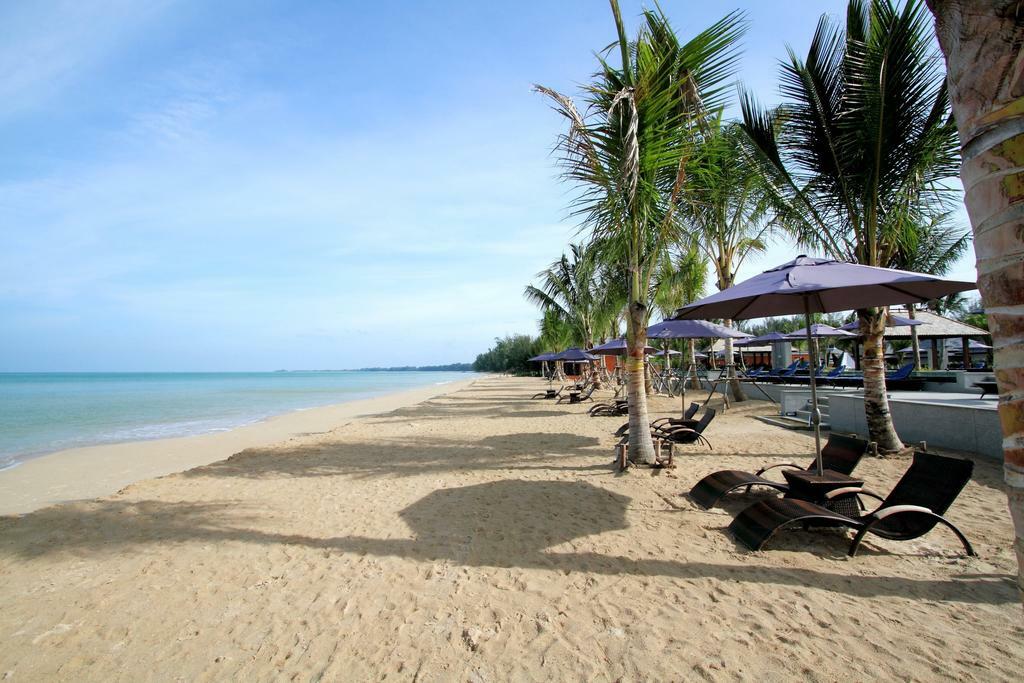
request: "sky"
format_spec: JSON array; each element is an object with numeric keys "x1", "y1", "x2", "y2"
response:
[{"x1": 0, "y1": 0, "x2": 977, "y2": 371}]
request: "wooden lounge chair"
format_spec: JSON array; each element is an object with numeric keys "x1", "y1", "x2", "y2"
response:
[
  {"x1": 531, "y1": 385, "x2": 567, "y2": 400},
  {"x1": 650, "y1": 409, "x2": 717, "y2": 467},
  {"x1": 689, "y1": 433, "x2": 870, "y2": 509},
  {"x1": 556, "y1": 382, "x2": 596, "y2": 404},
  {"x1": 590, "y1": 396, "x2": 628, "y2": 416},
  {"x1": 727, "y1": 451, "x2": 975, "y2": 556},
  {"x1": 654, "y1": 408, "x2": 715, "y2": 446},
  {"x1": 614, "y1": 409, "x2": 717, "y2": 469},
  {"x1": 614, "y1": 402, "x2": 700, "y2": 437},
  {"x1": 650, "y1": 402, "x2": 701, "y2": 430}
]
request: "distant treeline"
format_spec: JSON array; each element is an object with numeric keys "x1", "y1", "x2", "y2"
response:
[
  {"x1": 356, "y1": 363, "x2": 474, "y2": 372},
  {"x1": 473, "y1": 335, "x2": 543, "y2": 374}
]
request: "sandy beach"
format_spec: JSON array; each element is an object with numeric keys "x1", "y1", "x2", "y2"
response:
[{"x1": 0, "y1": 375, "x2": 1021, "y2": 681}]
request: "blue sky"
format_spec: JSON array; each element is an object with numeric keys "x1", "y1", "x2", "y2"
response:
[{"x1": 0, "y1": 0, "x2": 975, "y2": 371}]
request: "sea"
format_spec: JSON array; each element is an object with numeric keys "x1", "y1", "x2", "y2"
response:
[{"x1": 0, "y1": 371, "x2": 474, "y2": 471}]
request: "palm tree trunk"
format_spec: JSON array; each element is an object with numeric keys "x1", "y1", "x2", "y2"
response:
[
  {"x1": 626, "y1": 268, "x2": 656, "y2": 465},
  {"x1": 589, "y1": 337, "x2": 603, "y2": 389},
  {"x1": 909, "y1": 305, "x2": 922, "y2": 370},
  {"x1": 724, "y1": 319, "x2": 747, "y2": 401},
  {"x1": 859, "y1": 308, "x2": 903, "y2": 453},
  {"x1": 928, "y1": 0, "x2": 1024, "y2": 601}
]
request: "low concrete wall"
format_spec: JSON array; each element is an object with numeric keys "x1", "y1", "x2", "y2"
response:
[{"x1": 829, "y1": 392, "x2": 1000, "y2": 459}]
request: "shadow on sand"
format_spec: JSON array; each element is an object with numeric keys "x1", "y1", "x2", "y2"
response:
[{"x1": 1, "y1": 478, "x2": 1014, "y2": 605}]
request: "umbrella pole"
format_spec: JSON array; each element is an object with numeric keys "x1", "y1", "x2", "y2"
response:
[
  {"x1": 804, "y1": 298, "x2": 823, "y2": 474},
  {"x1": 680, "y1": 356, "x2": 687, "y2": 416},
  {"x1": 664, "y1": 342, "x2": 673, "y2": 397}
]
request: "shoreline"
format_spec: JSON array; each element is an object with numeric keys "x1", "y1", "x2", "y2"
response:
[{"x1": 0, "y1": 375, "x2": 480, "y2": 516}]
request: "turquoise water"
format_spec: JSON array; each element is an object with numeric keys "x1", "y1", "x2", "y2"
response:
[{"x1": 0, "y1": 371, "x2": 474, "y2": 470}]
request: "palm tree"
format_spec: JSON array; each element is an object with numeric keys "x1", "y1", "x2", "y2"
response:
[
  {"x1": 741, "y1": 0, "x2": 960, "y2": 452},
  {"x1": 524, "y1": 243, "x2": 605, "y2": 351},
  {"x1": 537, "y1": 308, "x2": 575, "y2": 351},
  {"x1": 684, "y1": 117, "x2": 774, "y2": 400},
  {"x1": 536, "y1": 1, "x2": 745, "y2": 464},
  {"x1": 926, "y1": 292, "x2": 968, "y2": 317},
  {"x1": 927, "y1": 0, "x2": 1024, "y2": 602}
]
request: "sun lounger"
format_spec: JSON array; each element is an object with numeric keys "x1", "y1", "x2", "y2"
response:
[
  {"x1": 689, "y1": 433, "x2": 870, "y2": 509},
  {"x1": 829, "y1": 363, "x2": 921, "y2": 390},
  {"x1": 650, "y1": 402, "x2": 701, "y2": 431},
  {"x1": 650, "y1": 408, "x2": 717, "y2": 464},
  {"x1": 883, "y1": 363, "x2": 925, "y2": 390},
  {"x1": 973, "y1": 380, "x2": 998, "y2": 399},
  {"x1": 531, "y1": 385, "x2": 567, "y2": 400},
  {"x1": 557, "y1": 383, "x2": 596, "y2": 404},
  {"x1": 727, "y1": 451, "x2": 975, "y2": 556},
  {"x1": 765, "y1": 361, "x2": 808, "y2": 384},
  {"x1": 614, "y1": 402, "x2": 700, "y2": 437},
  {"x1": 614, "y1": 409, "x2": 717, "y2": 469}
]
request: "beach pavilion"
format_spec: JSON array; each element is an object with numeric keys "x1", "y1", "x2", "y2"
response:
[{"x1": 846, "y1": 308, "x2": 990, "y2": 370}]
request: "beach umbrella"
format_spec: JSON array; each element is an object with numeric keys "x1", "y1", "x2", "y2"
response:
[
  {"x1": 646, "y1": 319, "x2": 750, "y2": 340},
  {"x1": 785, "y1": 325, "x2": 855, "y2": 369},
  {"x1": 645, "y1": 319, "x2": 752, "y2": 411},
  {"x1": 839, "y1": 314, "x2": 925, "y2": 331},
  {"x1": 587, "y1": 338, "x2": 657, "y2": 356},
  {"x1": 784, "y1": 324, "x2": 856, "y2": 339},
  {"x1": 672, "y1": 256, "x2": 976, "y2": 474},
  {"x1": 552, "y1": 347, "x2": 599, "y2": 378},
  {"x1": 529, "y1": 352, "x2": 559, "y2": 384},
  {"x1": 552, "y1": 348, "x2": 598, "y2": 361},
  {"x1": 734, "y1": 331, "x2": 791, "y2": 346}
]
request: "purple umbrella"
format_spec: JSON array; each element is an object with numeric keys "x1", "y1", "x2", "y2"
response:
[
  {"x1": 647, "y1": 319, "x2": 750, "y2": 340},
  {"x1": 839, "y1": 315, "x2": 925, "y2": 331},
  {"x1": 553, "y1": 347, "x2": 598, "y2": 362},
  {"x1": 672, "y1": 256, "x2": 976, "y2": 473},
  {"x1": 529, "y1": 352, "x2": 561, "y2": 384},
  {"x1": 646, "y1": 319, "x2": 753, "y2": 410},
  {"x1": 784, "y1": 324, "x2": 856, "y2": 339},
  {"x1": 734, "y1": 331, "x2": 791, "y2": 346},
  {"x1": 587, "y1": 338, "x2": 657, "y2": 356}
]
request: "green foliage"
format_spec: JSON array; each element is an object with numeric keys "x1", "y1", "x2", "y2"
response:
[
  {"x1": 741, "y1": 0, "x2": 961, "y2": 271},
  {"x1": 524, "y1": 243, "x2": 622, "y2": 348},
  {"x1": 652, "y1": 244, "x2": 707, "y2": 320},
  {"x1": 926, "y1": 292, "x2": 968, "y2": 317},
  {"x1": 684, "y1": 118, "x2": 774, "y2": 292},
  {"x1": 960, "y1": 295, "x2": 988, "y2": 330},
  {"x1": 962, "y1": 312, "x2": 988, "y2": 331},
  {"x1": 472, "y1": 335, "x2": 543, "y2": 374},
  {"x1": 538, "y1": 309, "x2": 576, "y2": 351},
  {"x1": 535, "y1": 5, "x2": 746, "y2": 331}
]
